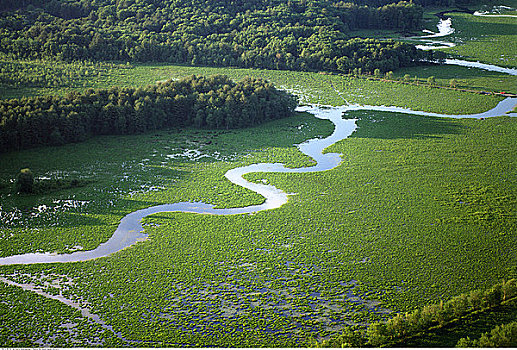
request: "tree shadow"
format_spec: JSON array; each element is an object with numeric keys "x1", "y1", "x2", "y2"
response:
[
  {"x1": 401, "y1": 299, "x2": 517, "y2": 347},
  {"x1": 345, "y1": 110, "x2": 465, "y2": 139},
  {"x1": 406, "y1": 63, "x2": 509, "y2": 80}
]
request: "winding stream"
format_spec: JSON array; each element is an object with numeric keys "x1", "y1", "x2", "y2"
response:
[
  {"x1": 474, "y1": 5, "x2": 517, "y2": 18},
  {"x1": 0, "y1": 8, "x2": 516, "y2": 344},
  {"x1": 411, "y1": 12, "x2": 517, "y2": 75},
  {"x1": 1, "y1": 98, "x2": 516, "y2": 266},
  {"x1": 1, "y1": 5, "x2": 515, "y2": 267}
]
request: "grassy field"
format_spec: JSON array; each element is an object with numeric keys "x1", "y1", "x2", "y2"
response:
[
  {"x1": 0, "y1": 3, "x2": 516, "y2": 345},
  {"x1": 0, "y1": 58, "x2": 507, "y2": 114},
  {"x1": 439, "y1": 12, "x2": 517, "y2": 67},
  {"x1": 1, "y1": 105, "x2": 515, "y2": 346},
  {"x1": 351, "y1": 3, "x2": 517, "y2": 70},
  {"x1": 393, "y1": 64, "x2": 516, "y2": 93},
  {"x1": 0, "y1": 112, "x2": 332, "y2": 256}
]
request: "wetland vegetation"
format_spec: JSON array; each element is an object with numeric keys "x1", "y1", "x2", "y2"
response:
[
  {"x1": 438, "y1": 12, "x2": 517, "y2": 67},
  {"x1": 0, "y1": 0, "x2": 516, "y2": 347},
  {"x1": 316, "y1": 279, "x2": 517, "y2": 347},
  {"x1": 1, "y1": 102, "x2": 515, "y2": 346}
]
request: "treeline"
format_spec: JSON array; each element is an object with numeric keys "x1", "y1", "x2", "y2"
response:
[
  {"x1": 0, "y1": 0, "x2": 445, "y2": 74},
  {"x1": 0, "y1": 0, "x2": 482, "y2": 14},
  {"x1": 333, "y1": 1, "x2": 423, "y2": 31},
  {"x1": 315, "y1": 279, "x2": 517, "y2": 347},
  {"x1": 0, "y1": 75, "x2": 297, "y2": 152},
  {"x1": 342, "y1": 0, "x2": 482, "y2": 6},
  {"x1": 456, "y1": 321, "x2": 517, "y2": 347},
  {"x1": 366, "y1": 279, "x2": 517, "y2": 346},
  {"x1": 0, "y1": 0, "x2": 92, "y2": 19}
]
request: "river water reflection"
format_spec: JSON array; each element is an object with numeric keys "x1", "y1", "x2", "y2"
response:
[{"x1": 1, "y1": 99, "x2": 515, "y2": 265}]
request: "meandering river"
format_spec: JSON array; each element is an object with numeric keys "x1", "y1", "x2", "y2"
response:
[
  {"x1": 411, "y1": 12, "x2": 517, "y2": 75},
  {"x1": 0, "y1": 8, "x2": 515, "y2": 348},
  {"x1": 1, "y1": 98, "x2": 516, "y2": 266},
  {"x1": 1, "y1": 5, "x2": 516, "y2": 266}
]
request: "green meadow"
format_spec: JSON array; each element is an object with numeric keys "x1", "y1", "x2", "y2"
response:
[
  {"x1": 1, "y1": 103, "x2": 515, "y2": 346},
  {"x1": 439, "y1": 12, "x2": 517, "y2": 67},
  {"x1": 0, "y1": 58, "x2": 506, "y2": 114},
  {"x1": 393, "y1": 64, "x2": 516, "y2": 93},
  {"x1": 1, "y1": 3, "x2": 516, "y2": 345}
]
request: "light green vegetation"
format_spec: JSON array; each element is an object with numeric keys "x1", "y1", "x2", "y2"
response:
[
  {"x1": 440, "y1": 13, "x2": 517, "y2": 67},
  {"x1": 394, "y1": 64, "x2": 516, "y2": 93},
  {"x1": 0, "y1": 58, "x2": 504, "y2": 114},
  {"x1": 0, "y1": 58, "x2": 135, "y2": 99},
  {"x1": 0, "y1": 0, "x2": 515, "y2": 346},
  {"x1": 1, "y1": 107, "x2": 515, "y2": 346},
  {"x1": 0, "y1": 282, "x2": 124, "y2": 347},
  {"x1": 0, "y1": 59, "x2": 130, "y2": 89},
  {"x1": 0, "y1": 112, "x2": 333, "y2": 257},
  {"x1": 244, "y1": 111, "x2": 516, "y2": 310}
]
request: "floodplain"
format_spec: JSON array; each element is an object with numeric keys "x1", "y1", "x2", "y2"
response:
[{"x1": 0, "y1": 4, "x2": 516, "y2": 347}]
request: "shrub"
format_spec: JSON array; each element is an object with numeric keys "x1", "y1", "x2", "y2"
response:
[{"x1": 16, "y1": 168, "x2": 34, "y2": 194}]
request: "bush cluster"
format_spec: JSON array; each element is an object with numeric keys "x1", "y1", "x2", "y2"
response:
[
  {"x1": 366, "y1": 279, "x2": 517, "y2": 346},
  {"x1": 456, "y1": 321, "x2": 517, "y2": 347},
  {"x1": 316, "y1": 279, "x2": 517, "y2": 347},
  {"x1": 0, "y1": 74, "x2": 297, "y2": 152}
]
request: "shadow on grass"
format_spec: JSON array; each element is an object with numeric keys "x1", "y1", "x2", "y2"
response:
[
  {"x1": 400, "y1": 299, "x2": 517, "y2": 347},
  {"x1": 346, "y1": 110, "x2": 465, "y2": 139},
  {"x1": 399, "y1": 63, "x2": 510, "y2": 80}
]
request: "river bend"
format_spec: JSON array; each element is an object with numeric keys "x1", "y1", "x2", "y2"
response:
[
  {"x1": 0, "y1": 98, "x2": 516, "y2": 266},
  {"x1": 411, "y1": 14, "x2": 517, "y2": 75}
]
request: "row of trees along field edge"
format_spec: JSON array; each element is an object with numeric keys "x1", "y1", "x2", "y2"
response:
[{"x1": 0, "y1": 75, "x2": 298, "y2": 152}]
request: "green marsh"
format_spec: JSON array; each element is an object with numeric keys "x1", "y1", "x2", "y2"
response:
[{"x1": 1, "y1": 106, "x2": 515, "y2": 346}]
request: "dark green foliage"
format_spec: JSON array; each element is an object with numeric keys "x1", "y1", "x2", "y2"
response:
[
  {"x1": 15, "y1": 168, "x2": 34, "y2": 193},
  {"x1": 0, "y1": 0, "x2": 444, "y2": 74},
  {"x1": 366, "y1": 279, "x2": 517, "y2": 346},
  {"x1": 32, "y1": 177, "x2": 91, "y2": 194},
  {"x1": 12, "y1": 168, "x2": 91, "y2": 195},
  {"x1": 400, "y1": 298, "x2": 517, "y2": 347},
  {"x1": 0, "y1": 74, "x2": 297, "y2": 152},
  {"x1": 319, "y1": 280, "x2": 517, "y2": 347},
  {"x1": 48, "y1": 128, "x2": 65, "y2": 146},
  {"x1": 456, "y1": 321, "x2": 517, "y2": 347},
  {"x1": 349, "y1": 0, "x2": 480, "y2": 6},
  {"x1": 333, "y1": 1, "x2": 423, "y2": 32}
]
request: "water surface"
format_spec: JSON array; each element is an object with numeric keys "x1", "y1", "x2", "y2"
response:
[{"x1": 1, "y1": 99, "x2": 515, "y2": 265}]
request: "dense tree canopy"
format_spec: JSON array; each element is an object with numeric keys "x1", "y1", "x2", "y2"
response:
[
  {"x1": 0, "y1": 0, "x2": 445, "y2": 74},
  {"x1": 0, "y1": 75, "x2": 298, "y2": 152}
]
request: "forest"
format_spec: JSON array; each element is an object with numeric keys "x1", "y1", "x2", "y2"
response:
[
  {"x1": 0, "y1": 0, "x2": 446, "y2": 74},
  {"x1": 0, "y1": 74, "x2": 297, "y2": 152}
]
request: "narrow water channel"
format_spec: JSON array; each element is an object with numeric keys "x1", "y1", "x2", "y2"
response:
[
  {"x1": 1, "y1": 98, "x2": 515, "y2": 266},
  {"x1": 411, "y1": 14, "x2": 517, "y2": 75}
]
